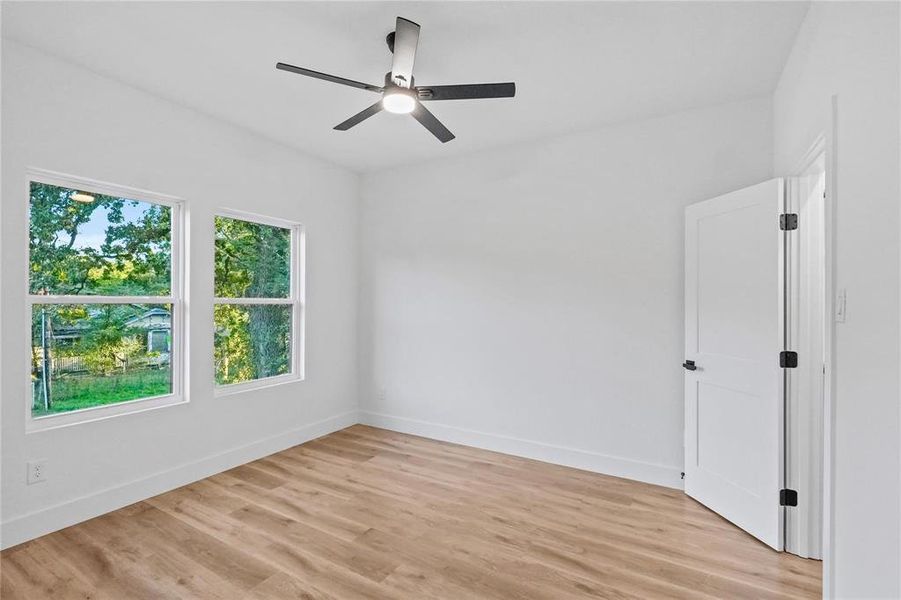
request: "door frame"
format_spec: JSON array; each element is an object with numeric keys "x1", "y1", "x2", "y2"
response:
[
  {"x1": 784, "y1": 96, "x2": 837, "y2": 596},
  {"x1": 822, "y1": 97, "x2": 838, "y2": 600},
  {"x1": 786, "y1": 134, "x2": 827, "y2": 559}
]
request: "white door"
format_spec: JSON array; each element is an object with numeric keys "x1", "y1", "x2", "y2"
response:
[{"x1": 684, "y1": 179, "x2": 786, "y2": 550}]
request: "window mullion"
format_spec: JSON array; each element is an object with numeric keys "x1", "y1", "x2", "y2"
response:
[
  {"x1": 213, "y1": 297, "x2": 292, "y2": 305},
  {"x1": 28, "y1": 295, "x2": 175, "y2": 305}
]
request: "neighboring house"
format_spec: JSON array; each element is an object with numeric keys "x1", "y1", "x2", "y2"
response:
[
  {"x1": 50, "y1": 306, "x2": 171, "y2": 352},
  {"x1": 125, "y1": 307, "x2": 172, "y2": 354},
  {"x1": 39, "y1": 307, "x2": 172, "y2": 375}
]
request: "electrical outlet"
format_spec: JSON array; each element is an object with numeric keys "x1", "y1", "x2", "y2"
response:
[
  {"x1": 27, "y1": 459, "x2": 47, "y2": 485},
  {"x1": 377, "y1": 388, "x2": 387, "y2": 403}
]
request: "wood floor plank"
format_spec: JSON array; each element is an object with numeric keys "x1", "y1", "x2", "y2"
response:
[
  {"x1": 244, "y1": 571, "x2": 337, "y2": 600},
  {"x1": 0, "y1": 424, "x2": 821, "y2": 599}
]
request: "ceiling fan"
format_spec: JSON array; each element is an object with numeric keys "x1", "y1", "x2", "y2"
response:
[{"x1": 276, "y1": 17, "x2": 516, "y2": 143}]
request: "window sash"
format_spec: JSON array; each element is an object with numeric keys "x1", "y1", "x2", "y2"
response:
[
  {"x1": 27, "y1": 299, "x2": 184, "y2": 425},
  {"x1": 213, "y1": 301, "x2": 304, "y2": 389},
  {"x1": 214, "y1": 210, "x2": 297, "y2": 301},
  {"x1": 27, "y1": 168, "x2": 182, "y2": 299}
]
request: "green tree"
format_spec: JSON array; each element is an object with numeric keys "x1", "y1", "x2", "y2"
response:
[
  {"x1": 80, "y1": 305, "x2": 144, "y2": 376},
  {"x1": 29, "y1": 182, "x2": 170, "y2": 296}
]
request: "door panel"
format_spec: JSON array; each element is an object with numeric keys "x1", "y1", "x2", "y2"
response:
[
  {"x1": 697, "y1": 204, "x2": 773, "y2": 359},
  {"x1": 684, "y1": 179, "x2": 785, "y2": 550},
  {"x1": 697, "y1": 382, "x2": 765, "y2": 493}
]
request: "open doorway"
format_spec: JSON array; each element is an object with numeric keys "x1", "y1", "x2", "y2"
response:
[{"x1": 785, "y1": 142, "x2": 827, "y2": 559}]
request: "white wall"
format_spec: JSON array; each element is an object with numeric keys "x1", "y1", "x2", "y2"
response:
[
  {"x1": 0, "y1": 42, "x2": 360, "y2": 548},
  {"x1": 7, "y1": 9, "x2": 898, "y2": 597},
  {"x1": 774, "y1": 3, "x2": 900, "y2": 598},
  {"x1": 358, "y1": 98, "x2": 774, "y2": 488}
]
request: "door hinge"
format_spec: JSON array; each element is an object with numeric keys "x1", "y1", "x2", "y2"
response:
[
  {"x1": 780, "y1": 489, "x2": 798, "y2": 507},
  {"x1": 779, "y1": 213, "x2": 799, "y2": 230},
  {"x1": 779, "y1": 351, "x2": 798, "y2": 368}
]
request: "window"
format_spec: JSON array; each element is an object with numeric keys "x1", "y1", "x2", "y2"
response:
[
  {"x1": 27, "y1": 170, "x2": 183, "y2": 428},
  {"x1": 214, "y1": 212, "x2": 303, "y2": 392}
]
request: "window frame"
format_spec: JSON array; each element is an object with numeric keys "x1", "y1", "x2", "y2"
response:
[
  {"x1": 213, "y1": 208, "x2": 305, "y2": 396},
  {"x1": 24, "y1": 168, "x2": 186, "y2": 432}
]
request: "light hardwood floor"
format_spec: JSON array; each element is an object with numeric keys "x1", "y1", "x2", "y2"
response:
[{"x1": 0, "y1": 425, "x2": 821, "y2": 599}]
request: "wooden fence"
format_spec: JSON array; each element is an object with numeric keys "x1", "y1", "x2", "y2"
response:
[
  {"x1": 52, "y1": 355, "x2": 87, "y2": 375},
  {"x1": 36, "y1": 353, "x2": 171, "y2": 376}
]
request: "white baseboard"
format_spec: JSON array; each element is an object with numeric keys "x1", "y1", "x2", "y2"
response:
[
  {"x1": 359, "y1": 411, "x2": 683, "y2": 490},
  {"x1": 2, "y1": 408, "x2": 682, "y2": 550},
  {"x1": 0, "y1": 410, "x2": 359, "y2": 550}
]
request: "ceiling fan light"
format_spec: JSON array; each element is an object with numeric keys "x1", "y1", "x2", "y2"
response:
[{"x1": 382, "y1": 91, "x2": 416, "y2": 114}]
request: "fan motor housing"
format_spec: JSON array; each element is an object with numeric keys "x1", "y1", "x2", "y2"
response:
[{"x1": 384, "y1": 72, "x2": 414, "y2": 89}]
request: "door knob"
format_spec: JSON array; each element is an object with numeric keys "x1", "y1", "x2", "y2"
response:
[{"x1": 682, "y1": 360, "x2": 697, "y2": 371}]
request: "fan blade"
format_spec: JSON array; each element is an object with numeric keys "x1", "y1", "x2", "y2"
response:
[
  {"x1": 334, "y1": 102, "x2": 383, "y2": 130},
  {"x1": 411, "y1": 102, "x2": 455, "y2": 143},
  {"x1": 417, "y1": 83, "x2": 516, "y2": 101},
  {"x1": 276, "y1": 62, "x2": 382, "y2": 93},
  {"x1": 391, "y1": 17, "x2": 420, "y2": 88}
]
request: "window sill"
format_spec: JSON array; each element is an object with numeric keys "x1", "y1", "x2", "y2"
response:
[
  {"x1": 27, "y1": 393, "x2": 187, "y2": 434},
  {"x1": 214, "y1": 374, "x2": 303, "y2": 398}
]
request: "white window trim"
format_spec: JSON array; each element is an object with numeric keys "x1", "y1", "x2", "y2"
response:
[
  {"x1": 25, "y1": 168, "x2": 186, "y2": 433},
  {"x1": 213, "y1": 208, "x2": 305, "y2": 397}
]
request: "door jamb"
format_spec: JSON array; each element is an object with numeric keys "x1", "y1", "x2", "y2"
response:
[
  {"x1": 784, "y1": 96, "x2": 837, "y2": 597},
  {"x1": 787, "y1": 134, "x2": 826, "y2": 560},
  {"x1": 822, "y1": 96, "x2": 838, "y2": 600}
]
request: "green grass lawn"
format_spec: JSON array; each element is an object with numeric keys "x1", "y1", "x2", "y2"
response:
[{"x1": 33, "y1": 369, "x2": 172, "y2": 416}]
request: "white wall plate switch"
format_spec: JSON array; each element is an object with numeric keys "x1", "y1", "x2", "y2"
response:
[{"x1": 835, "y1": 288, "x2": 847, "y2": 323}]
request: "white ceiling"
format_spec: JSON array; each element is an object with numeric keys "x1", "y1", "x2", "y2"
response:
[{"x1": 3, "y1": 1, "x2": 808, "y2": 172}]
